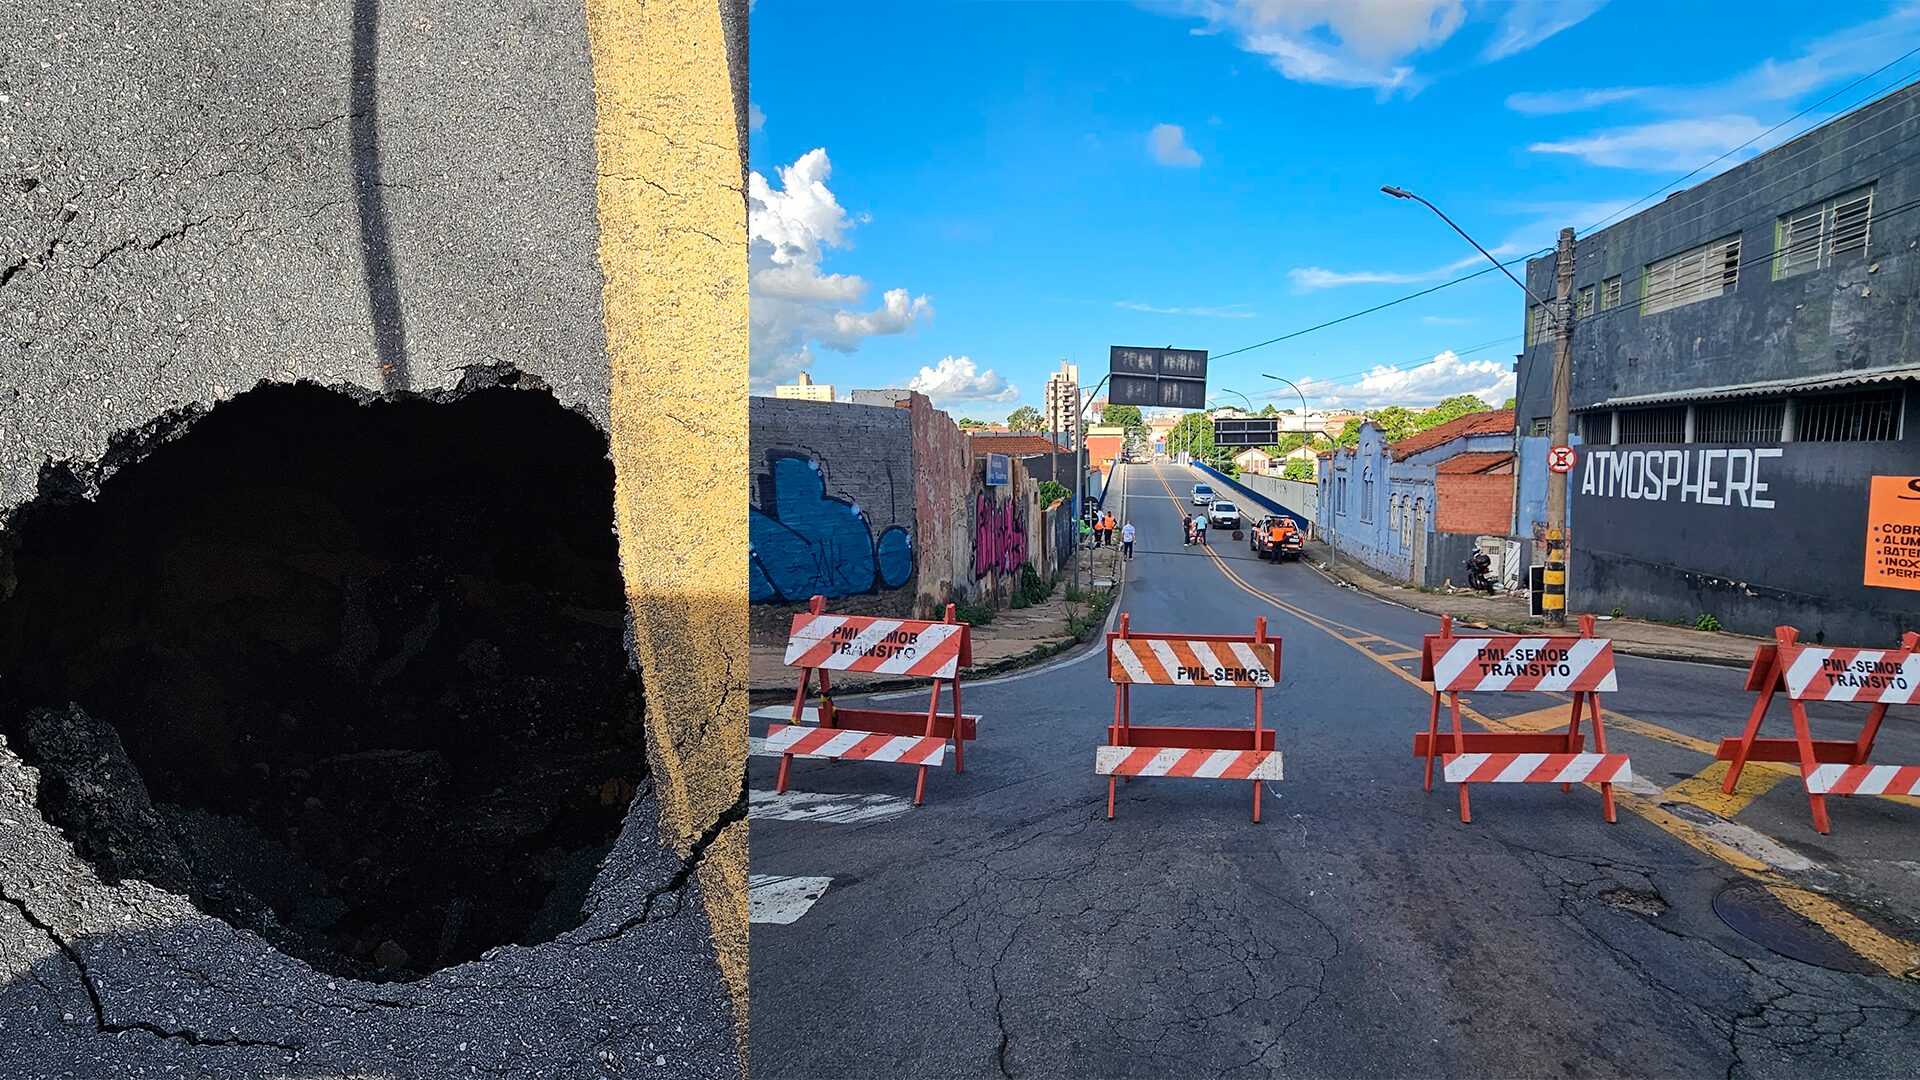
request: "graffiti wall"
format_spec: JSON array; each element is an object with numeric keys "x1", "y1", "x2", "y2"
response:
[{"x1": 749, "y1": 397, "x2": 918, "y2": 636}]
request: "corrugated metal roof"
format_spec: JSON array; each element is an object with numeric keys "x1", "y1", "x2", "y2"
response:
[{"x1": 1575, "y1": 363, "x2": 1920, "y2": 411}]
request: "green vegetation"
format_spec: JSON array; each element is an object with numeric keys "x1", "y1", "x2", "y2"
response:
[
  {"x1": 1005, "y1": 406, "x2": 1044, "y2": 432},
  {"x1": 954, "y1": 601, "x2": 997, "y2": 626},
  {"x1": 1335, "y1": 394, "x2": 1496, "y2": 447},
  {"x1": 1281, "y1": 459, "x2": 1316, "y2": 481},
  {"x1": 1037, "y1": 479, "x2": 1071, "y2": 507},
  {"x1": 1009, "y1": 565, "x2": 1056, "y2": 609},
  {"x1": 1694, "y1": 613, "x2": 1722, "y2": 632},
  {"x1": 1065, "y1": 588, "x2": 1116, "y2": 641}
]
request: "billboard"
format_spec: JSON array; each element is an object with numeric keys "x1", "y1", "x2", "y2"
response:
[
  {"x1": 1108, "y1": 346, "x2": 1207, "y2": 410},
  {"x1": 1213, "y1": 417, "x2": 1280, "y2": 448}
]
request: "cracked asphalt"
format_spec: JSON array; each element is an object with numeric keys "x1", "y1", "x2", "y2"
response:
[
  {"x1": 751, "y1": 460, "x2": 1920, "y2": 1079},
  {"x1": 1, "y1": 0, "x2": 747, "y2": 1075}
]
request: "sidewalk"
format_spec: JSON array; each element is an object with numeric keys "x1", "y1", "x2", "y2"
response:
[
  {"x1": 1303, "y1": 540, "x2": 1765, "y2": 667},
  {"x1": 747, "y1": 541, "x2": 1126, "y2": 702}
]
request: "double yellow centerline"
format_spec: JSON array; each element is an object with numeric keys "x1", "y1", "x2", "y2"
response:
[{"x1": 1136, "y1": 462, "x2": 1918, "y2": 979}]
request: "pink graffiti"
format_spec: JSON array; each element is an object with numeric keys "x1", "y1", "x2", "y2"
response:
[{"x1": 973, "y1": 492, "x2": 1027, "y2": 578}]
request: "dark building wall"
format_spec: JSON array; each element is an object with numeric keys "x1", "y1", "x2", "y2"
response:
[
  {"x1": 1514, "y1": 82, "x2": 1920, "y2": 643},
  {"x1": 1570, "y1": 426, "x2": 1920, "y2": 643},
  {"x1": 1517, "y1": 82, "x2": 1920, "y2": 422}
]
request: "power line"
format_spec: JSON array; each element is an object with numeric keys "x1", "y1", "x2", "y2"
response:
[{"x1": 1205, "y1": 68, "x2": 1920, "y2": 367}]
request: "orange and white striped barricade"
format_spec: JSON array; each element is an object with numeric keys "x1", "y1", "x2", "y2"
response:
[
  {"x1": 1716, "y1": 626, "x2": 1920, "y2": 834},
  {"x1": 771, "y1": 594, "x2": 976, "y2": 806},
  {"x1": 1098, "y1": 613, "x2": 1284, "y2": 822},
  {"x1": 1414, "y1": 614, "x2": 1630, "y2": 824}
]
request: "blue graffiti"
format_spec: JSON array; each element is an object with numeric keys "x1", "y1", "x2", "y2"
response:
[{"x1": 750, "y1": 452, "x2": 914, "y2": 603}]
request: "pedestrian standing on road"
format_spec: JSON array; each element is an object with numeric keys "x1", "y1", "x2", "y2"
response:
[
  {"x1": 1120, "y1": 520, "x2": 1136, "y2": 561},
  {"x1": 1194, "y1": 514, "x2": 1207, "y2": 546},
  {"x1": 1103, "y1": 512, "x2": 1117, "y2": 546},
  {"x1": 1181, "y1": 512, "x2": 1193, "y2": 546}
]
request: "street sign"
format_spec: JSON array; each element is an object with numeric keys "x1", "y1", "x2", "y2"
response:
[
  {"x1": 1213, "y1": 417, "x2": 1280, "y2": 448},
  {"x1": 1864, "y1": 475, "x2": 1920, "y2": 591},
  {"x1": 985, "y1": 453, "x2": 1009, "y2": 487},
  {"x1": 1108, "y1": 346, "x2": 1207, "y2": 410},
  {"x1": 1548, "y1": 445, "x2": 1577, "y2": 473}
]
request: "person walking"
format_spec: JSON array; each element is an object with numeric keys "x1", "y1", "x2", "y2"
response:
[{"x1": 1120, "y1": 519, "x2": 1136, "y2": 561}]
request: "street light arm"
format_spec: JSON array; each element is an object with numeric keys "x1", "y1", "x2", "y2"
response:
[
  {"x1": 1259, "y1": 373, "x2": 1334, "y2": 446},
  {"x1": 1380, "y1": 185, "x2": 1556, "y2": 318}
]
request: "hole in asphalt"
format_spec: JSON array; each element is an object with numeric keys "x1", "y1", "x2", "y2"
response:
[
  {"x1": 1712, "y1": 881, "x2": 1877, "y2": 975},
  {"x1": 0, "y1": 382, "x2": 644, "y2": 983},
  {"x1": 1597, "y1": 886, "x2": 1668, "y2": 916}
]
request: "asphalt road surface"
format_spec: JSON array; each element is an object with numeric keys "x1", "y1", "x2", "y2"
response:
[{"x1": 750, "y1": 460, "x2": 1920, "y2": 1080}]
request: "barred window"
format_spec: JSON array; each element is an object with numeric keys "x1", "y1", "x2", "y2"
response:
[
  {"x1": 1695, "y1": 400, "x2": 1784, "y2": 444},
  {"x1": 1576, "y1": 284, "x2": 1595, "y2": 320},
  {"x1": 1525, "y1": 304, "x2": 1551, "y2": 346},
  {"x1": 1580, "y1": 412, "x2": 1613, "y2": 445},
  {"x1": 1601, "y1": 276, "x2": 1622, "y2": 310},
  {"x1": 1775, "y1": 185, "x2": 1873, "y2": 279},
  {"x1": 1796, "y1": 387, "x2": 1903, "y2": 442},
  {"x1": 1616, "y1": 406, "x2": 1687, "y2": 445},
  {"x1": 1642, "y1": 235, "x2": 1740, "y2": 315}
]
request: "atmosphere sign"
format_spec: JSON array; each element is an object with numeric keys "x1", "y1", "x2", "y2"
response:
[{"x1": 1578, "y1": 447, "x2": 1785, "y2": 508}]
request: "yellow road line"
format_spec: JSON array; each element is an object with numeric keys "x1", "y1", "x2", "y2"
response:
[
  {"x1": 586, "y1": 0, "x2": 749, "y2": 1043},
  {"x1": 1139, "y1": 464, "x2": 1920, "y2": 978}
]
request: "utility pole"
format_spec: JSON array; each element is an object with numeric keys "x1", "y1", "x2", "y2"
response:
[
  {"x1": 1543, "y1": 227, "x2": 1575, "y2": 626},
  {"x1": 1070, "y1": 374, "x2": 1111, "y2": 594}
]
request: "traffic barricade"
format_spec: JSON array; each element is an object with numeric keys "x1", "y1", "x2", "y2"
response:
[
  {"x1": 1716, "y1": 625, "x2": 1920, "y2": 834},
  {"x1": 770, "y1": 594, "x2": 977, "y2": 806},
  {"x1": 1096, "y1": 613, "x2": 1284, "y2": 821},
  {"x1": 1414, "y1": 614, "x2": 1631, "y2": 823}
]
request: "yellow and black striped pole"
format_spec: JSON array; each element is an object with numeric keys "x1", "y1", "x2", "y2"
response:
[{"x1": 1542, "y1": 526, "x2": 1566, "y2": 622}]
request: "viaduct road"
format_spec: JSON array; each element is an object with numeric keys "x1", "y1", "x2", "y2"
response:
[{"x1": 751, "y1": 459, "x2": 1920, "y2": 1080}]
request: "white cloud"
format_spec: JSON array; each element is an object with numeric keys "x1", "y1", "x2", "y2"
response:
[
  {"x1": 1149, "y1": 124, "x2": 1202, "y2": 167},
  {"x1": 1289, "y1": 240, "x2": 1534, "y2": 292},
  {"x1": 1529, "y1": 115, "x2": 1770, "y2": 170},
  {"x1": 748, "y1": 102, "x2": 765, "y2": 132},
  {"x1": 1294, "y1": 351, "x2": 1515, "y2": 408},
  {"x1": 1504, "y1": 86, "x2": 1646, "y2": 115},
  {"x1": 906, "y1": 356, "x2": 1019, "y2": 405},
  {"x1": 1481, "y1": 1, "x2": 1606, "y2": 61},
  {"x1": 1115, "y1": 300, "x2": 1257, "y2": 318},
  {"x1": 1173, "y1": 0, "x2": 1467, "y2": 98},
  {"x1": 749, "y1": 149, "x2": 933, "y2": 391}
]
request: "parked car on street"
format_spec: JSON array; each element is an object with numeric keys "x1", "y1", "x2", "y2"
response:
[
  {"x1": 1207, "y1": 500, "x2": 1241, "y2": 529},
  {"x1": 1250, "y1": 514, "x2": 1304, "y2": 561},
  {"x1": 1191, "y1": 483, "x2": 1214, "y2": 506}
]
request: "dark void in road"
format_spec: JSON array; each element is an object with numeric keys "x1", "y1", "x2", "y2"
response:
[{"x1": 0, "y1": 380, "x2": 644, "y2": 983}]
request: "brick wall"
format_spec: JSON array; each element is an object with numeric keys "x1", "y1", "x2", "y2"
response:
[
  {"x1": 1436, "y1": 473, "x2": 1513, "y2": 535},
  {"x1": 905, "y1": 393, "x2": 976, "y2": 616},
  {"x1": 749, "y1": 397, "x2": 918, "y2": 637}
]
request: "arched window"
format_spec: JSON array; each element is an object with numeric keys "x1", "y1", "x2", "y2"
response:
[{"x1": 1360, "y1": 467, "x2": 1374, "y2": 523}]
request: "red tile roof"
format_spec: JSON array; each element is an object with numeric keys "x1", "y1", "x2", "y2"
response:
[
  {"x1": 1388, "y1": 409, "x2": 1515, "y2": 461},
  {"x1": 1436, "y1": 451, "x2": 1515, "y2": 474},
  {"x1": 967, "y1": 432, "x2": 1067, "y2": 454}
]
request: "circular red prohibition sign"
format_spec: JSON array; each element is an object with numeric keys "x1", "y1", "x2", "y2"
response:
[{"x1": 1548, "y1": 445, "x2": 1577, "y2": 474}]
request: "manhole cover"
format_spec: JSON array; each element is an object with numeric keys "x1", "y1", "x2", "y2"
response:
[{"x1": 1712, "y1": 881, "x2": 1876, "y2": 975}]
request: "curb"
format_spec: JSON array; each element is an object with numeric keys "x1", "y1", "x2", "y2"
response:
[{"x1": 1303, "y1": 545, "x2": 1762, "y2": 670}]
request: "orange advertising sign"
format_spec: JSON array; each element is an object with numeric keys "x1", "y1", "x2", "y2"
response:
[{"x1": 1865, "y1": 476, "x2": 1920, "y2": 591}]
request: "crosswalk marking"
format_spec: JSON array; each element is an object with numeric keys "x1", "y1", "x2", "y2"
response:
[
  {"x1": 750, "y1": 875, "x2": 832, "y2": 925},
  {"x1": 749, "y1": 789, "x2": 916, "y2": 825}
]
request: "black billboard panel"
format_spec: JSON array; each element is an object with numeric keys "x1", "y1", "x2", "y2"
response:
[
  {"x1": 1213, "y1": 417, "x2": 1280, "y2": 448},
  {"x1": 1109, "y1": 347, "x2": 1159, "y2": 377},
  {"x1": 1159, "y1": 349, "x2": 1207, "y2": 380},
  {"x1": 1159, "y1": 379, "x2": 1207, "y2": 410},
  {"x1": 1109, "y1": 373, "x2": 1160, "y2": 407}
]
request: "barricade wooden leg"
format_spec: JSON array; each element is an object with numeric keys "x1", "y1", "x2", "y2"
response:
[
  {"x1": 951, "y1": 676, "x2": 967, "y2": 774},
  {"x1": 1588, "y1": 692, "x2": 1616, "y2": 823},
  {"x1": 1423, "y1": 691, "x2": 1441, "y2": 792},
  {"x1": 1450, "y1": 691, "x2": 1471, "y2": 823},
  {"x1": 1721, "y1": 682, "x2": 1776, "y2": 795},
  {"x1": 914, "y1": 763, "x2": 928, "y2": 807},
  {"x1": 1853, "y1": 702, "x2": 1890, "y2": 766},
  {"x1": 1107, "y1": 777, "x2": 1117, "y2": 820},
  {"x1": 1562, "y1": 693, "x2": 1584, "y2": 793},
  {"x1": 1790, "y1": 699, "x2": 1830, "y2": 834},
  {"x1": 777, "y1": 752, "x2": 793, "y2": 794}
]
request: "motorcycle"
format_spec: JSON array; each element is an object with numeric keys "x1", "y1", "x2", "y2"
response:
[{"x1": 1465, "y1": 552, "x2": 1496, "y2": 595}]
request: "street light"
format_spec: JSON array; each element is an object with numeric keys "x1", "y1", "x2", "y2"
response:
[
  {"x1": 1379, "y1": 185, "x2": 1554, "y2": 318},
  {"x1": 1259, "y1": 373, "x2": 1337, "y2": 562},
  {"x1": 1383, "y1": 184, "x2": 1575, "y2": 623}
]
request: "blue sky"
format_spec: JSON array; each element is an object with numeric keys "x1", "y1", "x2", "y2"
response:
[{"x1": 749, "y1": 1, "x2": 1920, "y2": 420}]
